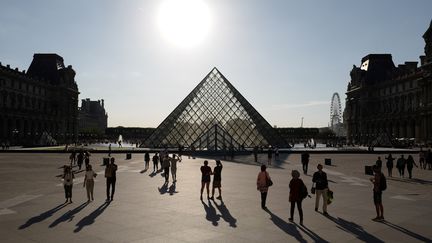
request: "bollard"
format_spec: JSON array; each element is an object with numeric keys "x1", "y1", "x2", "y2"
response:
[
  {"x1": 365, "y1": 165, "x2": 373, "y2": 175},
  {"x1": 126, "y1": 153, "x2": 132, "y2": 160},
  {"x1": 325, "y1": 158, "x2": 331, "y2": 166}
]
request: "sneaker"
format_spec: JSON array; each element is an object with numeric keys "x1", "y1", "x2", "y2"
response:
[
  {"x1": 216, "y1": 196, "x2": 222, "y2": 200},
  {"x1": 262, "y1": 206, "x2": 268, "y2": 210},
  {"x1": 288, "y1": 218, "x2": 293, "y2": 222},
  {"x1": 379, "y1": 216, "x2": 385, "y2": 221},
  {"x1": 315, "y1": 208, "x2": 318, "y2": 212},
  {"x1": 372, "y1": 217, "x2": 380, "y2": 221},
  {"x1": 323, "y1": 212, "x2": 329, "y2": 216}
]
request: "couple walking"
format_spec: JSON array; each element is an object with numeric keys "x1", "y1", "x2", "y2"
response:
[{"x1": 200, "y1": 160, "x2": 223, "y2": 201}]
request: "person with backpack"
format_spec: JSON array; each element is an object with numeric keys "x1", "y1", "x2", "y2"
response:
[
  {"x1": 257, "y1": 164, "x2": 272, "y2": 210},
  {"x1": 289, "y1": 170, "x2": 306, "y2": 224},
  {"x1": 370, "y1": 165, "x2": 386, "y2": 221}
]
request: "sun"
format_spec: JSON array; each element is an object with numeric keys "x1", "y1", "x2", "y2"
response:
[{"x1": 157, "y1": 0, "x2": 211, "y2": 48}]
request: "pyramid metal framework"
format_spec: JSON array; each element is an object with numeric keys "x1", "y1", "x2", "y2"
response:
[{"x1": 144, "y1": 68, "x2": 286, "y2": 149}]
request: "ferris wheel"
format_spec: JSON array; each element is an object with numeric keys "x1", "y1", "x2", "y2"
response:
[{"x1": 330, "y1": 93, "x2": 342, "y2": 128}]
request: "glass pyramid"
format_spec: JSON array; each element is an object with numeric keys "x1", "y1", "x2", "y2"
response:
[{"x1": 144, "y1": 68, "x2": 286, "y2": 149}]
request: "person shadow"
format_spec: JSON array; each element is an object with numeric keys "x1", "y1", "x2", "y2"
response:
[
  {"x1": 74, "y1": 201, "x2": 111, "y2": 233},
  {"x1": 325, "y1": 215, "x2": 384, "y2": 242},
  {"x1": 213, "y1": 200, "x2": 237, "y2": 228},
  {"x1": 49, "y1": 202, "x2": 89, "y2": 228},
  {"x1": 168, "y1": 182, "x2": 178, "y2": 195},
  {"x1": 19, "y1": 203, "x2": 68, "y2": 229},
  {"x1": 380, "y1": 220, "x2": 431, "y2": 242},
  {"x1": 264, "y1": 209, "x2": 309, "y2": 243},
  {"x1": 158, "y1": 182, "x2": 168, "y2": 195},
  {"x1": 201, "y1": 200, "x2": 220, "y2": 226},
  {"x1": 140, "y1": 169, "x2": 148, "y2": 174}
]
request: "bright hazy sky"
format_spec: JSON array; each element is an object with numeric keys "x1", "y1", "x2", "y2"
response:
[{"x1": 1, "y1": 0, "x2": 431, "y2": 128}]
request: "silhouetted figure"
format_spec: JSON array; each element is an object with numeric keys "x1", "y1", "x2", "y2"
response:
[
  {"x1": 84, "y1": 164, "x2": 97, "y2": 202},
  {"x1": 69, "y1": 151, "x2": 76, "y2": 166},
  {"x1": 162, "y1": 154, "x2": 170, "y2": 183},
  {"x1": 210, "y1": 160, "x2": 223, "y2": 200},
  {"x1": 257, "y1": 164, "x2": 271, "y2": 210},
  {"x1": 289, "y1": 170, "x2": 304, "y2": 224},
  {"x1": 62, "y1": 165, "x2": 74, "y2": 204},
  {"x1": 301, "y1": 152, "x2": 310, "y2": 174},
  {"x1": 144, "y1": 152, "x2": 150, "y2": 171},
  {"x1": 396, "y1": 155, "x2": 406, "y2": 178},
  {"x1": 253, "y1": 146, "x2": 258, "y2": 162},
  {"x1": 170, "y1": 154, "x2": 181, "y2": 182},
  {"x1": 370, "y1": 165, "x2": 385, "y2": 221},
  {"x1": 77, "y1": 151, "x2": 84, "y2": 170},
  {"x1": 84, "y1": 151, "x2": 91, "y2": 168},
  {"x1": 385, "y1": 154, "x2": 394, "y2": 177},
  {"x1": 267, "y1": 146, "x2": 273, "y2": 165},
  {"x1": 108, "y1": 143, "x2": 112, "y2": 157},
  {"x1": 274, "y1": 146, "x2": 279, "y2": 161},
  {"x1": 200, "y1": 160, "x2": 212, "y2": 200},
  {"x1": 406, "y1": 155, "x2": 418, "y2": 179},
  {"x1": 105, "y1": 157, "x2": 117, "y2": 201},
  {"x1": 152, "y1": 153, "x2": 159, "y2": 172},
  {"x1": 427, "y1": 149, "x2": 432, "y2": 170},
  {"x1": 312, "y1": 164, "x2": 329, "y2": 215},
  {"x1": 375, "y1": 156, "x2": 382, "y2": 168},
  {"x1": 419, "y1": 148, "x2": 425, "y2": 169}
]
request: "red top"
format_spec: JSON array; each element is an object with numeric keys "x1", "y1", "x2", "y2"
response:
[{"x1": 289, "y1": 178, "x2": 304, "y2": 202}]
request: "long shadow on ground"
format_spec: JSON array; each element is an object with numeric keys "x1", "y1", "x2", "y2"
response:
[
  {"x1": 265, "y1": 208, "x2": 312, "y2": 243},
  {"x1": 74, "y1": 201, "x2": 111, "y2": 233},
  {"x1": 213, "y1": 200, "x2": 237, "y2": 227},
  {"x1": 380, "y1": 220, "x2": 431, "y2": 242},
  {"x1": 49, "y1": 202, "x2": 89, "y2": 228},
  {"x1": 19, "y1": 203, "x2": 68, "y2": 229},
  {"x1": 201, "y1": 200, "x2": 220, "y2": 226},
  {"x1": 326, "y1": 215, "x2": 384, "y2": 242}
]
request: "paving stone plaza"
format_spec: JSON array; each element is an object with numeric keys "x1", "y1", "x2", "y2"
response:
[{"x1": 0, "y1": 152, "x2": 431, "y2": 242}]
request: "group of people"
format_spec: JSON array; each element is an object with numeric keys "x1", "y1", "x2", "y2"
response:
[
  {"x1": 380, "y1": 153, "x2": 425, "y2": 179},
  {"x1": 69, "y1": 150, "x2": 91, "y2": 170},
  {"x1": 252, "y1": 145, "x2": 280, "y2": 165},
  {"x1": 256, "y1": 163, "x2": 329, "y2": 224},
  {"x1": 1, "y1": 141, "x2": 10, "y2": 150},
  {"x1": 200, "y1": 160, "x2": 223, "y2": 201},
  {"x1": 61, "y1": 156, "x2": 118, "y2": 204},
  {"x1": 142, "y1": 151, "x2": 182, "y2": 184}
]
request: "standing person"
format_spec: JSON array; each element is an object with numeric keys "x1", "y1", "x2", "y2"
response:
[
  {"x1": 62, "y1": 166, "x2": 74, "y2": 204},
  {"x1": 77, "y1": 151, "x2": 84, "y2": 170},
  {"x1": 289, "y1": 170, "x2": 305, "y2": 224},
  {"x1": 200, "y1": 160, "x2": 212, "y2": 200},
  {"x1": 84, "y1": 151, "x2": 91, "y2": 169},
  {"x1": 385, "y1": 154, "x2": 394, "y2": 177},
  {"x1": 144, "y1": 152, "x2": 150, "y2": 171},
  {"x1": 406, "y1": 155, "x2": 418, "y2": 179},
  {"x1": 83, "y1": 164, "x2": 97, "y2": 202},
  {"x1": 301, "y1": 152, "x2": 310, "y2": 174},
  {"x1": 257, "y1": 164, "x2": 271, "y2": 210},
  {"x1": 375, "y1": 156, "x2": 382, "y2": 168},
  {"x1": 370, "y1": 165, "x2": 385, "y2": 221},
  {"x1": 274, "y1": 146, "x2": 279, "y2": 161},
  {"x1": 162, "y1": 154, "x2": 170, "y2": 183},
  {"x1": 105, "y1": 157, "x2": 118, "y2": 201},
  {"x1": 312, "y1": 164, "x2": 329, "y2": 215},
  {"x1": 419, "y1": 148, "x2": 425, "y2": 170},
  {"x1": 253, "y1": 146, "x2": 258, "y2": 163},
  {"x1": 267, "y1": 146, "x2": 273, "y2": 166},
  {"x1": 152, "y1": 153, "x2": 159, "y2": 172},
  {"x1": 108, "y1": 143, "x2": 112, "y2": 157},
  {"x1": 396, "y1": 155, "x2": 406, "y2": 178},
  {"x1": 210, "y1": 160, "x2": 223, "y2": 200},
  {"x1": 170, "y1": 154, "x2": 181, "y2": 182},
  {"x1": 427, "y1": 149, "x2": 432, "y2": 170},
  {"x1": 69, "y1": 151, "x2": 76, "y2": 166}
]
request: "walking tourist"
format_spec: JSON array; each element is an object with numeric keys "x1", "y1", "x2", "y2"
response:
[
  {"x1": 312, "y1": 164, "x2": 329, "y2": 215},
  {"x1": 406, "y1": 155, "x2": 418, "y2": 179},
  {"x1": 84, "y1": 151, "x2": 91, "y2": 168},
  {"x1": 370, "y1": 165, "x2": 385, "y2": 221},
  {"x1": 385, "y1": 154, "x2": 394, "y2": 177},
  {"x1": 62, "y1": 165, "x2": 74, "y2": 204},
  {"x1": 161, "y1": 154, "x2": 171, "y2": 183},
  {"x1": 257, "y1": 164, "x2": 272, "y2": 210},
  {"x1": 253, "y1": 146, "x2": 258, "y2": 162},
  {"x1": 301, "y1": 152, "x2": 310, "y2": 174},
  {"x1": 69, "y1": 151, "x2": 76, "y2": 166},
  {"x1": 428, "y1": 149, "x2": 432, "y2": 170},
  {"x1": 144, "y1": 152, "x2": 150, "y2": 171},
  {"x1": 210, "y1": 160, "x2": 223, "y2": 200},
  {"x1": 274, "y1": 146, "x2": 279, "y2": 161},
  {"x1": 83, "y1": 164, "x2": 97, "y2": 202},
  {"x1": 419, "y1": 148, "x2": 425, "y2": 169},
  {"x1": 200, "y1": 160, "x2": 212, "y2": 200},
  {"x1": 152, "y1": 153, "x2": 159, "y2": 172},
  {"x1": 77, "y1": 151, "x2": 84, "y2": 170},
  {"x1": 170, "y1": 154, "x2": 181, "y2": 182},
  {"x1": 396, "y1": 155, "x2": 406, "y2": 178},
  {"x1": 375, "y1": 156, "x2": 382, "y2": 168},
  {"x1": 105, "y1": 157, "x2": 118, "y2": 201},
  {"x1": 289, "y1": 170, "x2": 305, "y2": 224},
  {"x1": 267, "y1": 146, "x2": 273, "y2": 165},
  {"x1": 108, "y1": 143, "x2": 112, "y2": 157}
]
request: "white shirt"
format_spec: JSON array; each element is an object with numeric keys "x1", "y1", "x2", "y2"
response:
[{"x1": 85, "y1": 170, "x2": 96, "y2": 180}]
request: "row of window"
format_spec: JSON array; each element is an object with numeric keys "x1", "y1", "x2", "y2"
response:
[{"x1": 0, "y1": 77, "x2": 48, "y2": 96}]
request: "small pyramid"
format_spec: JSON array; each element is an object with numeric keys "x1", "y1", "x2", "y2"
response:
[{"x1": 144, "y1": 68, "x2": 286, "y2": 149}]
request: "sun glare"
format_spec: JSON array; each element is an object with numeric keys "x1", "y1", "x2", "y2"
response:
[{"x1": 157, "y1": 0, "x2": 211, "y2": 48}]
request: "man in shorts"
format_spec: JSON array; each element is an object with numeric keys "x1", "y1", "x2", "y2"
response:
[
  {"x1": 200, "y1": 160, "x2": 212, "y2": 200},
  {"x1": 370, "y1": 165, "x2": 384, "y2": 221},
  {"x1": 210, "y1": 160, "x2": 223, "y2": 200}
]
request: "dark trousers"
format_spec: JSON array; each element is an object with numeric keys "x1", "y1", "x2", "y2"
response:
[
  {"x1": 164, "y1": 167, "x2": 170, "y2": 181},
  {"x1": 302, "y1": 162, "x2": 309, "y2": 174},
  {"x1": 398, "y1": 167, "x2": 405, "y2": 177},
  {"x1": 290, "y1": 200, "x2": 303, "y2": 220},
  {"x1": 64, "y1": 185, "x2": 72, "y2": 199},
  {"x1": 407, "y1": 167, "x2": 413, "y2": 179},
  {"x1": 261, "y1": 192, "x2": 267, "y2": 208},
  {"x1": 106, "y1": 177, "x2": 116, "y2": 199}
]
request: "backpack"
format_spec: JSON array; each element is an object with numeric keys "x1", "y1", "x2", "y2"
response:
[
  {"x1": 380, "y1": 173, "x2": 387, "y2": 191},
  {"x1": 300, "y1": 182, "x2": 308, "y2": 199}
]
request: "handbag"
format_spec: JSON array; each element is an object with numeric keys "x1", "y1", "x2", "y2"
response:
[
  {"x1": 327, "y1": 189, "x2": 334, "y2": 205},
  {"x1": 265, "y1": 173, "x2": 273, "y2": 187},
  {"x1": 311, "y1": 187, "x2": 316, "y2": 194}
]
